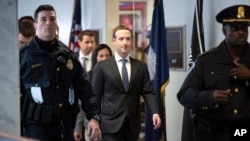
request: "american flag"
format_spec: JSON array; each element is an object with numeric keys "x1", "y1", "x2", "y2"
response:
[{"x1": 68, "y1": 0, "x2": 82, "y2": 52}]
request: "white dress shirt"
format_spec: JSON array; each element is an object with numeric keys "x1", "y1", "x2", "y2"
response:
[
  {"x1": 79, "y1": 52, "x2": 93, "y2": 72},
  {"x1": 114, "y1": 53, "x2": 131, "y2": 82}
]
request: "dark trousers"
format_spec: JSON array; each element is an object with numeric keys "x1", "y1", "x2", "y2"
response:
[
  {"x1": 193, "y1": 118, "x2": 230, "y2": 141},
  {"x1": 81, "y1": 127, "x2": 86, "y2": 141},
  {"x1": 24, "y1": 120, "x2": 75, "y2": 141},
  {"x1": 193, "y1": 118, "x2": 250, "y2": 141},
  {"x1": 102, "y1": 119, "x2": 138, "y2": 141}
]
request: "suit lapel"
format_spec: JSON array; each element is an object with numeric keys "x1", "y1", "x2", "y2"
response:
[{"x1": 107, "y1": 56, "x2": 125, "y2": 91}]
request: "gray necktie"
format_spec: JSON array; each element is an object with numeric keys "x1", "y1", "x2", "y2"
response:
[
  {"x1": 121, "y1": 59, "x2": 129, "y2": 91},
  {"x1": 82, "y1": 57, "x2": 87, "y2": 69}
]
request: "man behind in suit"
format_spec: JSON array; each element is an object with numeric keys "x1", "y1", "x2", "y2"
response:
[
  {"x1": 18, "y1": 16, "x2": 35, "y2": 48},
  {"x1": 75, "y1": 30, "x2": 97, "y2": 76},
  {"x1": 92, "y1": 25, "x2": 161, "y2": 141},
  {"x1": 74, "y1": 30, "x2": 97, "y2": 141},
  {"x1": 18, "y1": 21, "x2": 35, "y2": 48}
]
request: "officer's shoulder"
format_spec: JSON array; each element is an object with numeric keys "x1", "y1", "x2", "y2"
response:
[
  {"x1": 57, "y1": 41, "x2": 73, "y2": 54},
  {"x1": 19, "y1": 43, "x2": 30, "y2": 52},
  {"x1": 197, "y1": 47, "x2": 217, "y2": 59}
]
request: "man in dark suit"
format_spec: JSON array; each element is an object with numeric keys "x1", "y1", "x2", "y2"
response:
[
  {"x1": 73, "y1": 30, "x2": 97, "y2": 141},
  {"x1": 92, "y1": 25, "x2": 161, "y2": 141},
  {"x1": 74, "y1": 30, "x2": 97, "y2": 76}
]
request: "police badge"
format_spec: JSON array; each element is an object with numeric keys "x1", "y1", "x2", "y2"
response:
[{"x1": 67, "y1": 59, "x2": 73, "y2": 70}]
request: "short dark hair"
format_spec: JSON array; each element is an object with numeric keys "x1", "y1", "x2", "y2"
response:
[
  {"x1": 19, "y1": 22, "x2": 35, "y2": 37},
  {"x1": 78, "y1": 30, "x2": 97, "y2": 41},
  {"x1": 34, "y1": 4, "x2": 56, "y2": 22},
  {"x1": 112, "y1": 25, "x2": 132, "y2": 38},
  {"x1": 18, "y1": 16, "x2": 34, "y2": 24}
]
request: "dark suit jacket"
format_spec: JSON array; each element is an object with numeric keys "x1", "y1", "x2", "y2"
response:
[{"x1": 92, "y1": 56, "x2": 159, "y2": 134}]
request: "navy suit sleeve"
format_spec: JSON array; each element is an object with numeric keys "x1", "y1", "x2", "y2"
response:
[
  {"x1": 91, "y1": 62, "x2": 103, "y2": 112},
  {"x1": 73, "y1": 59, "x2": 99, "y2": 120}
]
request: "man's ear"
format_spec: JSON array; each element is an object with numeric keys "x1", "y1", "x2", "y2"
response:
[
  {"x1": 112, "y1": 38, "x2": 116, "y2": 45},
  {"x1": 222, "y1": 26, "x2": 227, "y2": 36}
]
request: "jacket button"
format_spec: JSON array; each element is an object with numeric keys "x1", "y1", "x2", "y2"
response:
[
  {"x1": 234, "y1": 88, "x2": 239, "y2": 93},
  {"x1": 202, "y1": 106, "x2": 208, "y2": 110},
  {"x1": 59, "y1": 103, "x2": 63, "y2": 107},
  {"x1": 57, "y1": 67, "x2": 60, "y2": 71},
  {"x1": 233, "y1": 109, "x2": 238, "y2": 114}
]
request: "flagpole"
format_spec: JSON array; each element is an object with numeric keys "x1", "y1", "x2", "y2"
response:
[{"x1": 195, "y1": 0, "x2": 204, "y2": 55}]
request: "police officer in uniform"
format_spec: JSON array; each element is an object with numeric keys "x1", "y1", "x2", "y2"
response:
[
  {"x1": 20, "y1": 5, "x2": 101, "y2": 141},
  {"x1": 177, "y1": 5, "x2": 250, "y2": 141}
]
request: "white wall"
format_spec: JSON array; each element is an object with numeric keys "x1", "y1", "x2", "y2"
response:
[{"x1": 17, "y1": 0, "x2": 250, "y2": 140}]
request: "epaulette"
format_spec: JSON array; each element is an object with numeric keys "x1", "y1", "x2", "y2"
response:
[
  {"x1": 197, "y1": 47, "x2": 217, "y2": 58},
  {"x1": 57, "y1": 40, "x2": 73, "y2": 53},
  {"x1": 19, "y1": 43, "x2": 30, "y2": 52}
]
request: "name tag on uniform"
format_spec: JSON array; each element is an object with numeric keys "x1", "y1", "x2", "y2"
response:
[{"x1": 31, "y1": 87, "x2": 44, "y2": 104}]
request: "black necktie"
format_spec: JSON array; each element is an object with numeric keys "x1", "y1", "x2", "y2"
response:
[{"x1": 121, "y1": 59, "x2": 129, "y2": 91}]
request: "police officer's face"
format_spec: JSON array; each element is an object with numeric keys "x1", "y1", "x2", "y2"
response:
[
  {"x1": 34, "y1": 10, "x2": 57, "y2": 41},
  {"x1": 223, "y1": 24, "x2": 249, "y2": 47},
  {"x1": 78, "y1": 35, "x2": 96, "y2": 55}
]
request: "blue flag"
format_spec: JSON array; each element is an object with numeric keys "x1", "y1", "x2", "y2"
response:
[
  {"x1": 145, "y1": 0, "x2": 169, "y2": 140},
  {"x1": 68, "y1": 0, "x2": 82, "y2": 52}
]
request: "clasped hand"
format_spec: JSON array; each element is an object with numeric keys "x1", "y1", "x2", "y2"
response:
[
  {"x1": 213, "y1": 89, "x2": 231, "y2": 104},
  {"x1": 213, "y1": 60, "x2": 250, "y2": 104},
  {"x1": 230, "y1": 60, "x2": 250, "y2": 80},
  {"x1": 87, "y1": 119, "x2": 102, "y2": 141}
]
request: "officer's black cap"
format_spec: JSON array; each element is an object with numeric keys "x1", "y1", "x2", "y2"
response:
[{"x1": 216, "y1": 5, "x2": 250, "y2": 26}]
